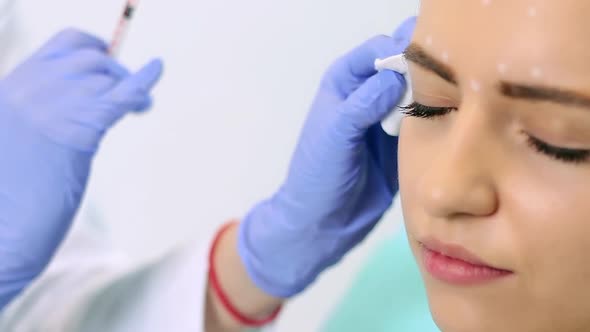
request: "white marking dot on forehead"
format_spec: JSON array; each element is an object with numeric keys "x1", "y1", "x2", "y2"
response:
[
  {"x1": 497, "y1": 63, "x2": 508, "y2": 74},
  {"x1": 528, "y1": 7, "x2": 537, "y2": 17},
  {"x1": 482, "y1": 0, "x2": 491, "y2": 6},
  {"x1": 426, "y1": 35, "x2": 433, "y2": 46},
  {"x1": 470, "y1": 80, "x2": 482, "y2": 92},
  {"x1": 531, "y1": 67, "x2": 543, "y2": 79},
  {"x1": 441, "y1": 51, "x2": 449, "y2": 63}
]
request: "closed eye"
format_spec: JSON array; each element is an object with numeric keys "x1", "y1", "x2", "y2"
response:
[
  {"x1": 403, "y1": 102, "x2": 590, "y2": 165},
  {"x1": 401, "y1": 102, "x2": 456, "y2": 118}
]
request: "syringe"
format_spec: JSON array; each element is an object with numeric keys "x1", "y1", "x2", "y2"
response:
[{"x1": 109, "y1": 0, "x2": 140, "y2": 57}]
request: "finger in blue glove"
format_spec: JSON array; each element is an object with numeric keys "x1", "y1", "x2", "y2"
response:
[{"x1": 0, "y1": 28, "x2": 164, "y2": 310}]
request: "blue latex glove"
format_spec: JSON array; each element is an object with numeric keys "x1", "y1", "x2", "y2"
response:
[
  {"x1": 0, "y1": 29, "x2": 163, "y2": 309},
  {"x1": 238, "y1": 17, "x2": 416, "y2": 298}
]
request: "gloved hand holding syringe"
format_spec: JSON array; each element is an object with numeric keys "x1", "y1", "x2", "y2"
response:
[{"x1": 0, "y1": 0, "x2": 164, "y2": 310}]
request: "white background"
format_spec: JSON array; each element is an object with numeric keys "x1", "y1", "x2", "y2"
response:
[{"x1": 3, "y1": 0, "x2": 417, "y2": 330}]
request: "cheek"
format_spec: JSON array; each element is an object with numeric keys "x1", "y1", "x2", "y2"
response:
[
  {"x1": 503, "y1": 171, "x2": 590, "y2": 327},
  {"x1": 504, "y1": 163, "x2": 590, "y2": 298}
]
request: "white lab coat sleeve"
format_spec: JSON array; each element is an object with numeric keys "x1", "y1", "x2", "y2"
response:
[{"x1": 0, "y1": 221, "x2": 275, "y2": 332}]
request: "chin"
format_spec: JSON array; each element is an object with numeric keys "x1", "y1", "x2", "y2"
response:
[
  {"x1": 420, "y1": 269, "x2": 522, "y2": 332},
  {"x1": 425, "y1": 287, "x2": 488, "y2": 332},
  {"x1": 425, "y1": 283, "x2": 540, "y2": 332}
]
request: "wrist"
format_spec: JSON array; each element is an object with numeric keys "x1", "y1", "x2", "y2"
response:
[{"x1": 208, "y1": 222, "x2": 283, "y2": 329}]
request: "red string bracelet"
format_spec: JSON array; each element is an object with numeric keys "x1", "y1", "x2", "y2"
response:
[{"x1": 208, "y1": 222, "x2": 282, "y2": 327}]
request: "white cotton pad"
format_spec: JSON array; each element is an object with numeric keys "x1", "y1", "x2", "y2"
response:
[{"x1": 374, "y1": 54, "x2": 413, "y2": 136}]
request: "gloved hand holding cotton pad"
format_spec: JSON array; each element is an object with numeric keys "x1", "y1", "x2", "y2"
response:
[{"x1": 375, "y1": 54, "x2": 413, "y2": 136}]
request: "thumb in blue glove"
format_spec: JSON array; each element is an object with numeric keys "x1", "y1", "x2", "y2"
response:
[
  {"x1": 0, "y1": 28, "x2": 164, "y2": 309},
  {"x1": 238, "y1": 17, "x2": 416, "y2": 298}
]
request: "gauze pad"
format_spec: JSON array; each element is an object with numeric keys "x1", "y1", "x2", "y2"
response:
[{"x1": 374, "y1": 54, "x2": 413, "y2": 136}]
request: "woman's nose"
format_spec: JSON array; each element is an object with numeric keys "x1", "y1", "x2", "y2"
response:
[{"x1": 417, "y1": 105, "x2": 499, "y2": 220}]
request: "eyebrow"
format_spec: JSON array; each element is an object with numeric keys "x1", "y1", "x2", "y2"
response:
[
  {"x1": 404, "y1": 43, "x2": 457, "y2": 84},
  {"x1": 500, "y1": 83, "x2": 590, "y2": 109},
  {"x1": 404, "y1": 42, "x2": 590, "y2": 110}
]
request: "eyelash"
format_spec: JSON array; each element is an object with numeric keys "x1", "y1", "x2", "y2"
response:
[
  {"x1": 402, "y1": 101, "x2": 590, "y2": 164},
  {"x1": 526, "y1": 136, "x2": 590, "y2": 164},
  {"x1": 401, "y1": 102, "x2": 456, "y2": 118}
]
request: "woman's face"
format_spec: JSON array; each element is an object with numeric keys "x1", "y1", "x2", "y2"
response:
[{"x1": 398, "y1": 1, "x2": 590, "y2": 331}]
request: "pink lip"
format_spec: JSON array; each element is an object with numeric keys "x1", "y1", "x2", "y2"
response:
[{"x1": 419, "y1": 238, "x2": 513, "y2": 285}]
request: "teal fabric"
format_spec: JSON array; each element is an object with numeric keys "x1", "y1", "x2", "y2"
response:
[{"x1": 321, "y1": 229, "x2": 440, "y2": 332}]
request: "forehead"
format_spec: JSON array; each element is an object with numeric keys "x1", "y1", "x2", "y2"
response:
[{"x1": 415, "y1": 0, "x2": 590, "y2": 87}]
